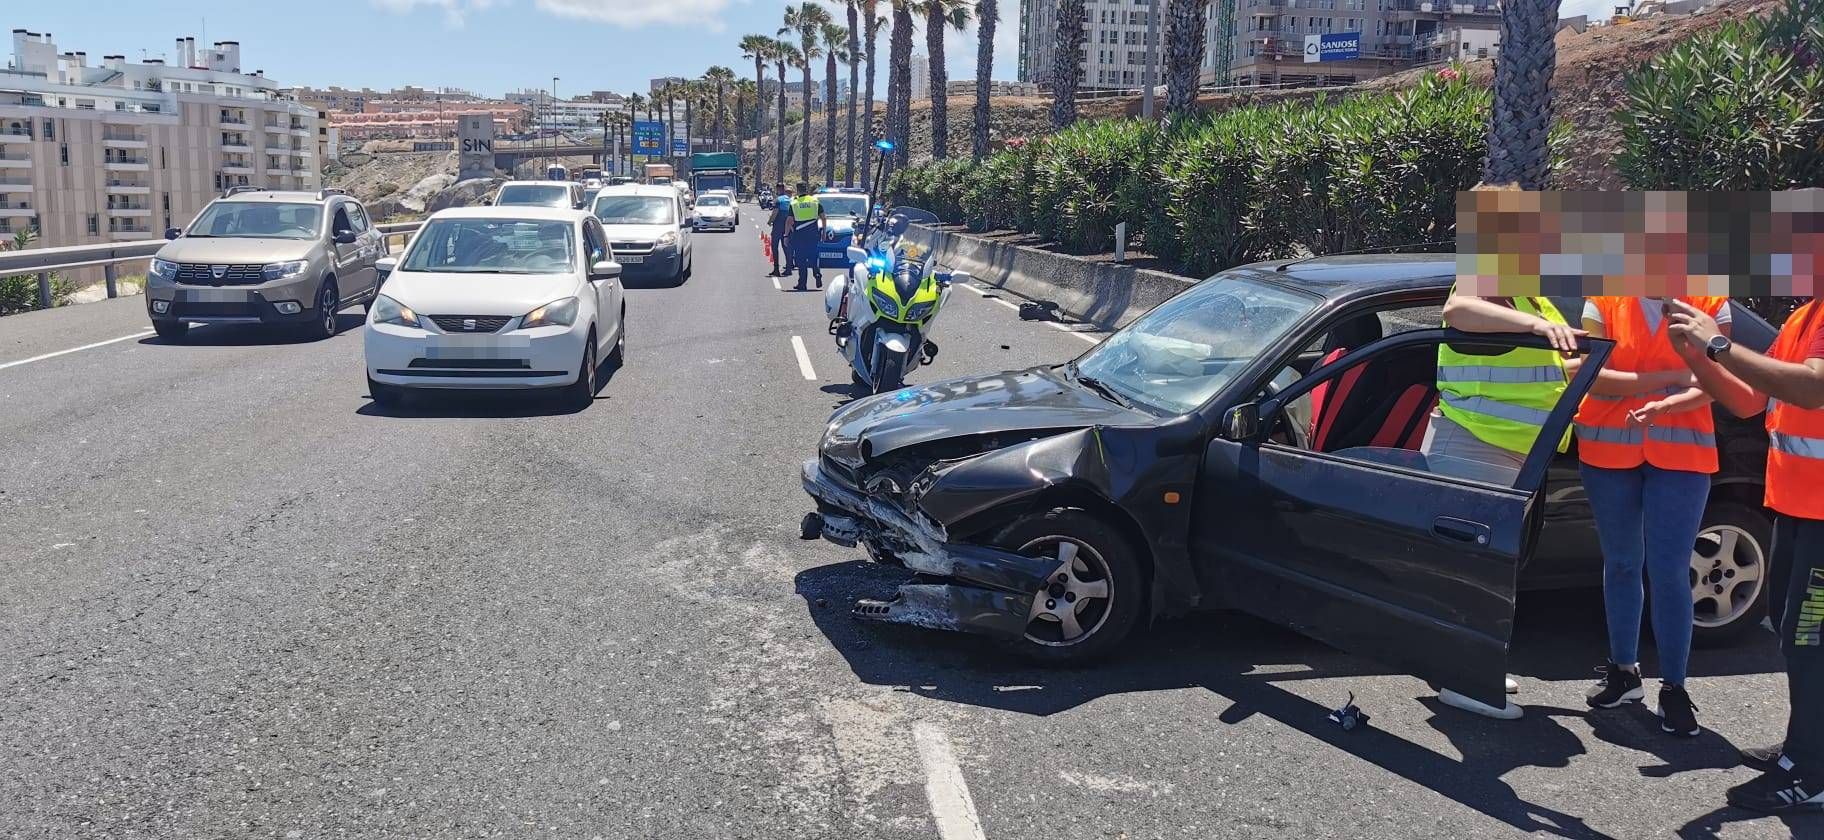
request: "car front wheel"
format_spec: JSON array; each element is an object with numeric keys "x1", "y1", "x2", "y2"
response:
[
  {"x1": 152, "y1": 320, "x2": 189, "y2": 341},
  {"x1": 564, "y1": 331, "x2": 597, "y2": 411},
  {"x1": 993, "y1": 508, "x2": 1144, "y2": 664},
  {"x1": 1691, "y1": 501, "x2": 1776, "y2": 644}
]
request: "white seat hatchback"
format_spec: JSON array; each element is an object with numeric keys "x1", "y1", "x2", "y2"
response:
[{"x1": 364, "y1": 206, "x2": 625, "y2": 409}]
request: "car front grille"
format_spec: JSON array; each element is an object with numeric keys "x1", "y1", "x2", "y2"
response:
[
  {"x1": 611, "y1": 241, "x2": 653, "y2": 255},
  {"x1": 177, "y1": 263, "x2": 265, "y2": 285},
  {"x1": 426, "y1": 314, "x2": 513, "y2": 333}
]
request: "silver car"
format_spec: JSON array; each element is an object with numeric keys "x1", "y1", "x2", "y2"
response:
[{"x1": 144, "y1": 188, "x2": 385, "y2": 341}]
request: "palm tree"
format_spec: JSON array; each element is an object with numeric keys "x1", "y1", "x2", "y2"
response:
[
  {"x1": 680, "y1": 80, "x2": 697, "y2": 161},
  {"x1": 843, "y1": 0, "x2": 862, "y2": 185},
  {"x1": 1483, "y1": 0, "x2": 1560, "y2": 188},
  {"x1": 1163, "y1": 0, "x2": 1207, "y2": 121},
  {"x1": 920, "y1": 0, "x2": 972, "y2": 159},
  {"x1": 741, "y1": 35, "x2": 774, "y2": 187},
  {"x1": 821, "y1": 23, "x2": 850, "y2": 185},
  {"x1": 887, "y1": 0, "x2": 917, "y2": 170},
  {"x1": 973, "y1": 0, "x2": 998, "y2": 160},
  {"x1": 732, "y1": 77, "x2": 759, "y2": 183},
  {"x1": 775, "y1": 40, "x2": 797, "y2": 186},
  {"x1": 782, "y1": 2, "x2": 832, "y2": 183},
  {"x1": 705, "y1": 66, "x2": 737, "y2": 152},
  {"x1": 627, "y1": 92, "x2": 648, "y2": 164},
  {"x1": 860, "y1": 3, "x2": 884, "y2": 183},
  {"x1": 1051, "y1": 0, "x2": 1086, "y2": 128}
]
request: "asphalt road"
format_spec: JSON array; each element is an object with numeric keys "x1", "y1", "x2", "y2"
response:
[{"x1": 0, "y1": 211, "x2": 1805, "y2": 839}]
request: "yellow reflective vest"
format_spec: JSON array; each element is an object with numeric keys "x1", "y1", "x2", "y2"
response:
[
  {"x1": 791, "y1": 195, "x2": 821, "y2": 223},
  {"x1": 1436, "y1": 296, "x2": 1572, "y2": 455}
]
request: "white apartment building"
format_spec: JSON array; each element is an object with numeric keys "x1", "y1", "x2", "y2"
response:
[
  {"x1": 910, "y1": 53, "x2": 932, "y2": 99},
  {"x1": 1020, "y1": 0, "x2": 1167, "y2": 91},
  {"x1": 0, "y1": 30, "x2": 319, "y2": 246}
]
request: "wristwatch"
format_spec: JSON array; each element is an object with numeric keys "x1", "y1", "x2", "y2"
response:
[{"x1": 1705, "y1": 334, "x2": 1733, "y2": 360}]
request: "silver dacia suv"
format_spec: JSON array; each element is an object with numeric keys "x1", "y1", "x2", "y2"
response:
[{"x1": 145, "y1": 188, "x2": 385, "y2": 341}]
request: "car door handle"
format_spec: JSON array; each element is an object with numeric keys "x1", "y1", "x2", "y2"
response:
[{"x1": 1433, "y1": 516, "x2": 1491, "y2": 546}]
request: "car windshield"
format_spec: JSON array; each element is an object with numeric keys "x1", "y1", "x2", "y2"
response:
[
  {"x1": 398, "y1": 218, "x2": 576, "y2": 275},
  {"x1": 187, "y1": 201, "x2": 322, "y2": 239},
  {"x1": 696, "y1": 196, "x2": 731, "y2": 207},
  {"x1": 496, "y1": 185, "x2": 571, "y2": 207},
  {"x1": 819, "y1": 196, "x2": 867, "y2": 217},
  {"x1": 1073, "y1": 274, "x2": 1318, "y2": 414},
  {"x1": 595, "y1": 195, "x2": 675, "y2": 225}
]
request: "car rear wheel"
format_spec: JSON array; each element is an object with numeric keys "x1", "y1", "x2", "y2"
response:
[
  {"x1": 993, "y1": 508, "x2": 1143, "y2": 664},
  {"x1": 1691, "y1": 501, "x2": 1776, "y2": 644},
  {"x1": 152, "y1": 320, "x2": 189, "y2": 341},
  {"x1": 606, "y1": 308, "x2": 626, "y2": 368}
]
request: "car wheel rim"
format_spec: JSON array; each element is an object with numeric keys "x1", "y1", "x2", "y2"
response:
[
  {"x1": 321, "y1": 287, "x2": 336, "y2": 334},
  {"x1": 1020, "y1": 537, "x2": 1113, "y2": 647},
  {"x1": 1690, "y1": 523, "x2": 1766, "y2": 629}
]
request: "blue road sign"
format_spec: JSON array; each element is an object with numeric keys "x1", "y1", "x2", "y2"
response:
[
  {"x1": 671, "y1": 137, "x2": 688, "y2": 156},
  {"x1": 632, "y1": 121, "x2": 664, "y2": 155}
]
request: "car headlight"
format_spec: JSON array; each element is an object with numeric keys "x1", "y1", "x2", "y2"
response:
[
  {"x1": 868, "y1": 287, "x2": 901, "y2": 320},
  {"x1": 262, "y1": 260, "x2": 308, "y2": 281},
  {"x1": 521, "y1": 296, "x2": 579, "y2": 329},
  {"x1": 150, "y1": 258, "x2": 179, "y2": 281},
  {"x1": 656, "y1": 231, "x2": 679, "y2": 248},
  {"x1": 371, "y1": 294, "x2": 421, "y2": 328},
  {"x1": 905, "y1": 300, "x2": 935, "y2": 322}
]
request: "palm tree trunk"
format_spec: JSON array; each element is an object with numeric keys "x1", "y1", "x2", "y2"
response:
[
  {"x1": 825, "y1": 51, "x2": 840, "y2": 185},
  {"x1": 715, "y1": 81, "x2": 726, "y2": 152},
  {"x1": 776, "y1": 60, "x2": 790, "y2": 186},
  {"x1": 1051, "y1": 0, "x2": 1085, "y2": 128},
  {"x1": 974, "y1": 0, "x2": 997, "y2": 160},
  {"x1": 800, "y1": 61, "x2": 814, "y2": 182},
  {"x1": 1163, "y1": 0, "x2": 1207, "y2": 121},
  {"x1": 888, "y1": 5, "x2": 914, "y2": 170},
  {"x1": 862, "y1": 13, "x2": 881, "y2": 184},
  {"x1": 1483, "y1": 0, "x2": 1561, "y2": 188},
  {"x1": 845, "y1": 4, "x2": 861, "y2": 186},
  {"x1": 668, "y1": 98, "x2": 678, "y2": 164},
  {"x1": 754, "y1": 58, "x2": 768, "y2": 188},
  {"x1": 926, "y1": 4, "x2": 950, "y2": 160},
  {"x1": 684, "y1": 96, "x2": 694, "y2": 163}
]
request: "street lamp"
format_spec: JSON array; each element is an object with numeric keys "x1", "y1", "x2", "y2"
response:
[
  {"x1": 1141, "y1": 0, "x2": 1160, "y2": 119},
  {"x1": 549, "y1": 76, "x2": 560, "y2": 173}
]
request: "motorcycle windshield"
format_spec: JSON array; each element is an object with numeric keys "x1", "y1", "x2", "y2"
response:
[
  {"x1": 887, "y1": 207, "x2": 939, "y2": 228},
  {"x1": 892, "y1": 265, "x2": 924, "y2": 303}
]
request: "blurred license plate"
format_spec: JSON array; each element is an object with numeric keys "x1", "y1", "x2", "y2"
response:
[
  {"x1": 619, "y1": 255, "x2": 644, "y2": 264},
  {"x1": 427, "y1": 335, "x2": 529, "y2": 359}
]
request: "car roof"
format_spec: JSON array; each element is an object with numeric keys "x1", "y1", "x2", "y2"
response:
[
  {"x1": 598, "y1": 184, "x2": 681, "y2": 198},
  {"x1": 213, "y1": 190, "x2": 341, "y2": 205},
  {"x1": 1223, "y1": 253, "x2": 1456, "y2": 302},
  {"x1": 498, "y1": 180, "x2": 576, "y2": 189},
  {"x1": 427, "y1": 206, "x2": 591, "y2": 222}
]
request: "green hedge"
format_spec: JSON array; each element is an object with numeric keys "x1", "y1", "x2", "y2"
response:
[
  {"x1": 886, "y1": 68, "x2": 1490, "y2": 276},
  {"x1": 1617, "y1": 0, "x2": 1824, "y2": 190}
]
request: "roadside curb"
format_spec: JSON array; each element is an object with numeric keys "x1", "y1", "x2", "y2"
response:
[{"x1": 903, "y1": 225, "x2": 1194, "y2": 330}]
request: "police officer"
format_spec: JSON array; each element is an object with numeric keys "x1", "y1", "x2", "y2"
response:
[
  {"x1": 1669, "y1": 297, "x2": 1824, "y2": 814},
  {"x1": 770, "y1": 183, "x2": 795, "y2": 277},
  {"x1": 788, "y1": 181, "x2": 826, "y2": 291}
]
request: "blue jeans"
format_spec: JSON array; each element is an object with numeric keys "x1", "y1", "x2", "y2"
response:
[{"x1": 1580, "y1": 462, "x2": 1711, "y2": 685}]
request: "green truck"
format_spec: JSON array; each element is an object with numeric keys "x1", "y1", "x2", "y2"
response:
[{"x1": 690, "y1": 152, "x2": 741, "y2": 197}]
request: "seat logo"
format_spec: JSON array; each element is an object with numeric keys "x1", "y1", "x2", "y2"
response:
[{"x1": 462, "y1": 318, "x2": 477, "y2": 331}]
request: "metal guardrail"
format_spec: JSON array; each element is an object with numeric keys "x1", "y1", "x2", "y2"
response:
[{"x1": 1, "y1": 221, "x2": 423, "y2": 310}]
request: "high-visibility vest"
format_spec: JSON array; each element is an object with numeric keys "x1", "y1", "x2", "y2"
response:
[
  {"x1": 1765, "y1": 301, "x2": 1824, "y2": 520},
  {"x1": 1436, "y1": 296, "x2": 1573, "y2": 455},
  {"x1": 1574, "y1": 296, "x2": 1728, "y2": 474},
  {"x1": 791, "y1": 195, "x2": 821, "y2": 223}
]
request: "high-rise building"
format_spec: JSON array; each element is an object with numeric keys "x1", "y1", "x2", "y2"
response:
[
  {"x1": 1017, "y1": 0, "x2": 1166, "y2": 91},
  {"x1": 0, "y1": 30, "x2": 319, "y2": 247},
  {"x1": 909, "y1": 53, "x2": 931, "y2": 99}
]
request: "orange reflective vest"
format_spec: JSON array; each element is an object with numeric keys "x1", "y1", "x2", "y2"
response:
[
  {"x1": 1765, "y1": 301, "x2": 1824, "y2": 520},
  {"x1": 1575, "y1": 296, "x2": 1728, "y2": 474}
]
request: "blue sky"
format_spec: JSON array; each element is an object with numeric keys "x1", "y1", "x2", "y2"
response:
[{"x1": 14, "y1": 0, "x2": 1616, "y2": 100}]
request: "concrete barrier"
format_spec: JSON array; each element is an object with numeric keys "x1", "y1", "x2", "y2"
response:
[{"x1": 903, "y1": 225, "x2": 1198, "y2": 330}]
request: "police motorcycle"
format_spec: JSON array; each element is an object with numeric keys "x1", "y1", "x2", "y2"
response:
[{"x1": 823, "y1": 206, "x2": 969, "y2": 394}]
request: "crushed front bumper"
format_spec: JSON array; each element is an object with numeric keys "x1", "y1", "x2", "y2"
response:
[{"x1": 801, "y1": 458, "x2": 1053, "y2": 639}]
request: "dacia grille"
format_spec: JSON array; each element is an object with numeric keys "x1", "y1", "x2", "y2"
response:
[{"x1": 176, "y1": 263, "x2": 264, "y2": 285}]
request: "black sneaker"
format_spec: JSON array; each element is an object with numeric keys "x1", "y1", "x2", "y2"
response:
[
  {"x1": 1585, "y1": 663, "x2": 1644, "y2": 708},
  {"x1": 1657, "y1": 683, "x2": 1701, "y2": 737},
  {"x1": 1741, "y1": 742, "x2": 1795, "y2": 773},
  {"x1": 1727, "y1": 768, "x2": 1824, "y2": 813}
]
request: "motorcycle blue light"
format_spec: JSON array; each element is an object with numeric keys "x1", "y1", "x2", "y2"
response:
[{"x1": 866, "y1": 257, "x2": 887, "y2": 270}]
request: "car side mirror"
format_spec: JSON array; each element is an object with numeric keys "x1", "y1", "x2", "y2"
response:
[
  {"x1": 846, "y1": 246, "x2": 867, "y2": 264},
  {"x1": 333, "y1": 230, "x2": 357, "y2": 245},
  {"x1": 590, "y1": 259, "x2": 622, "y2": 280},
  {"x1": 163, "y1": 227, "x2": 181, "y2": 240},
  {"x1": 1221, "y1": 403, "x2": 1263, "y2": 442},
  {"x1": 375, "y1": 256, "x2": 398, "y2": 277}
]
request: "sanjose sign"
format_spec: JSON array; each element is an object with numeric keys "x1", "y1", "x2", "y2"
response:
[{"x1": 1304, "y1": 32, "x2": 1362, "y2": 63}]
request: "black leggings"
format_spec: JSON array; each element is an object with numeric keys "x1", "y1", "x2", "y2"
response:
[{"x1": 1775, "y1": 514, "x2": 1824, "y2": 774}]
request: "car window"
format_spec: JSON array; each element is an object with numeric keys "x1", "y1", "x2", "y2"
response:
[
  {"x1": 594, "y1": 195, "x2": 675, "y2": 225},
  {"x1": 347, "y1": 204, "x2": 371, "y2": 232},
  {"x1": 582, "y1": 219, "x2": 607, "y2": 263},
  {"x1": 496, "y1": 184, "x2": 571, "y2": 208},
  {"x1": 398, "y1": 218, "x2": 577, "y2": 275},
  {"x1": 332, "y1": 206, "x2": 353, "y2": 235},
  {"x1": 189, "y1": 201, "x2": 323, "y2": 240},
  {"x1": 696, "y1": 196, "x2": 731, "y2": 207},
  {"x1": 818, "y1": 196, "x2": 867, "y2": 217}
]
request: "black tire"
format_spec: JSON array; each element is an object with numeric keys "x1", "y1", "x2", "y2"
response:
[
  {"x1": 872, "y1": 352, "x2": 905, "y2": 394},
  {"x1": 304, "y1": 279, "x2": 338, "y2": 341},
  {"x1": 1691, "y1": 501, "x2": 1777, "y2": 645},
  {"x1": 368, "y1": 376, "x2": 404, "y2": 409},
  {"x1": 152, "y1": 320, "x2": 188, "y2": 341},
  {"x1": 682, "y1": 248, "x2": 693, "y2": 280},
  {"x1": 605, "y1": 308, "x2": 626, "y2": 369},
  {"x1": 991, "y1": 507, "x2": 1145, "y2": 665},
  {"x1": 565, "y1": 333, "x2": 598, "y2": 411}
]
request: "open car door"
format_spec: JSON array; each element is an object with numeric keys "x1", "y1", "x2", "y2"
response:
[{"x1": 1194, "y1": 329, "x2": 1611, "y2": 709}]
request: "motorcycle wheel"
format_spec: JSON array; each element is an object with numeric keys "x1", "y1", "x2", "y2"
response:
[{"x1": 872, "y1": 352, "x2": 905, "y2": 394}]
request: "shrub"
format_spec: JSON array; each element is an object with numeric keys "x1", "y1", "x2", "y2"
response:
[
  {"x1": 1618, "y1": 0, "x2": 1824, "y2": 189},
  {"x1": 1031, "y1": 119, "x2": 1160, "y2": 253},
  {"x1": 0, "y1": 230, "x2": 74, "y2": 316}
]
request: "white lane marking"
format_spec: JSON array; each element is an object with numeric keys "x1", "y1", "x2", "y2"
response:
[
  {"x1": 790, "y1": 335, "x2": 818, "y2": 381},
  {"x1": 914, "y1": 721, "x2": 987, "y2": 840},
  {"x1": 0, "y1": 329, "x2": 156, "y2": 371},
  {"x1": 954, "y1": 282, "x2": 987, "y2": 296},
  {"x1": 1043, "y1": 320, "x2": 1104, "y2": 344},
  {"x1": 772, "y1": 275, "x2": 783, "y2": 291},
  {"x1": 960, "y1": 283, "x2": 1102, "y2": 344}
]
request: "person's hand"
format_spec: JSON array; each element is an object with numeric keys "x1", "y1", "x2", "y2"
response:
[
  {"x1": 1628, "y1": 399, "x2": 1671, "y2": 428},
  {"x1": 1531, "y1": 317, "x2": 1588, "y2": 355},
  {"x1": 1667, "y1": 299, "x2": 1722, "y2": 354}
]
